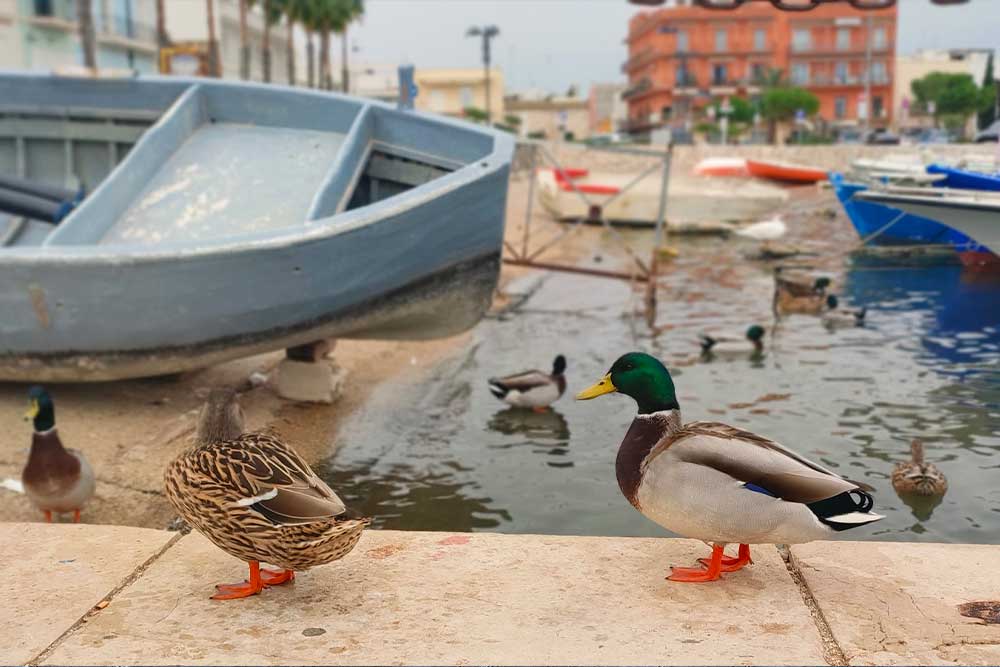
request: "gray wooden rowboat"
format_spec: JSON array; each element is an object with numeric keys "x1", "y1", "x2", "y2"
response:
[{"x1": 0, "y1": 73, "x2": 513, "y2": 381}]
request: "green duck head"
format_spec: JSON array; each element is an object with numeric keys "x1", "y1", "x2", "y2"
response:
[
  {"x1": 25, "y1": 385, "x2": 55, "y2": 432},
  {"x1": 576, "y1": 352, "x2": 679, "y2": 414},
  {"x1": 745, "y1": 324, "x2": 766, "y2": 342},
  {"x1": 814, "y1": 277, "x2": 831, "y2": 292}
]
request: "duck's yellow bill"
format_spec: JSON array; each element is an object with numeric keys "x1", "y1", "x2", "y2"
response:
[
  {"x1": 24, "y1": 400, "x2": 38, "y2": 421},
  {"x1": 576, "y1": 374, "x2": 616, "y2": 400}
]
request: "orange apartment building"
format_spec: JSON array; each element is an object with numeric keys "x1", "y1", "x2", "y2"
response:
[{"x1": 622, "y1": 1, "x2": 896, "y2": 135}]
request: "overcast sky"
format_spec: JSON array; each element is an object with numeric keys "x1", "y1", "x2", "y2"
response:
[{"x1": 348, "y1": 0, "x2": 1000, "y2": 94}]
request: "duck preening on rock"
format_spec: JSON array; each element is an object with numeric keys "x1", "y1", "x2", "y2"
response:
[
  {"x1": 21, "y1": 386, "x2": 95, "y2": 523},
  {"x1": 488, "y1": 355, "x2": 567, "y2": 411},
  {"x1": 773, "y1": 268, "x2": 832, "y2": 316},
  {"x1": 576, "y1": 352, "x2": 882, "y2": 583},
  {"x1": 892, "y1": 439, "x2": 948, "y2": 497},
  {"x1": 164, "y1": 388, "x2": 370, "y2": 600}
]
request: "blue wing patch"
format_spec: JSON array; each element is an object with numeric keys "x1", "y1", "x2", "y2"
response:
[{"x1": 742, "y1": 482, "x2": 778, "y2": 497}]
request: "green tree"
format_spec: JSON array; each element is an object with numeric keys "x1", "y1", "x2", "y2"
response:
[
  {"x1": 911, "y1": 72, "x2": 989, "y2": 130},
  {"x1": 249, "y1": 0, "x2": 283, "y2": 82},
  {"x1": 463, "y1": 107, "x2": 489, "y2": 123},
  {"x1": 335, "y1": 0, "x2": 364, "y2": 93},
  {"x1": 761, "y1": 86, "x2": 819, "y2": 143},
  {"x1": 979, "y1": 52, "x2": 997, "y2": 130},
  {"x1": 711, "y1": 96, "x2": 755, "y2": 124}
]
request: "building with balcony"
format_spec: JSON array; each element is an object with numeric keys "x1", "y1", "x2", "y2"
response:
[
  {"x1": 1, "y1": 0, "x2": 159, "y2": 73},
  {"x1": 894, "y1": 48, "x2": 995, "y2": 133},
  {"x1": 588, "y1": 82, "x2": 628, "y2": 134},
  {"x1": 504, "y1": 93, "x2": 590, "y2": 141},
  {"x1": 623, "y1": 1, "x2": 896, "y2": 135},
  {"x1": 412, "y1": 68, "x2": 504, "y2": 123}
]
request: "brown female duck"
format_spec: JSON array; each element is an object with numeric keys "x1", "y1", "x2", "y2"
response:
[
  {"x1": 892, "y1": 439, "x2": 948, "y2": 497},
  {"x1": 22, "y1": 386, "x2": 95, "y2": 523},
  {"x1": 164, "y1": 388, "x2": 370, "y2": 600},
  {"x1": 773, "y1": 271, "x2": 831, "y2": 315}
]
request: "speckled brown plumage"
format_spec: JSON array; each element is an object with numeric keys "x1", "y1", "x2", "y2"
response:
[
  {"x1": 164, "y1": 432, "x2": 369, "y2": 571},
  {"x1": 892, "y1": 439, "x2": 948, "y2": 497}
]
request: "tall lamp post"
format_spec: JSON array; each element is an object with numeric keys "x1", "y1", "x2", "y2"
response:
[{"x1": 466, "y1": 25, "x2": 499, "y2": 124}]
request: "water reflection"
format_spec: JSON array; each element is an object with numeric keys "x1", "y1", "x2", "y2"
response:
[
  {"x1": 317, "y1": 458, "x2": 512, "y2": 531},
  {"x1": 896, "y1": 492, "x2": 945, "y2": 522},
  {"x1": 486, "y1": 407, "x2": 572, "y2": 468}
]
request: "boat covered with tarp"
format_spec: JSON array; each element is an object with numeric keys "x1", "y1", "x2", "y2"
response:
[{"x1": 0, "y1": 72, "x2": 513, "y2": 381}]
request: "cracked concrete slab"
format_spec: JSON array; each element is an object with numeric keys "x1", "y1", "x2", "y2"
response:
[
  {"x1": 790, "y1": 541, "x2": 1000, "y2": 666},
  {"x1": 42, "y1": 530, "x2": 825, "y2": 666},
  {"x1": 0, "y1": 523, "x2": 178, "y2": 665}
]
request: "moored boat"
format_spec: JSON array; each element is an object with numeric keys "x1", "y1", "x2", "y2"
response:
[
  {"x1": 0, "y1": 72, "x2": 514, "y2": 381},
  {"x1": 693, "y1": 157, "x2": 748, "y2": 177},
  {"x1": 926, "y1": 163, "x2": 1000, "y2": 192},
  {"x1": 746, "y1": 159, "x2": 827, "y2": 184},
  {"x1": 856, "y1": 187, "x2": 1000, "y2": 256}
]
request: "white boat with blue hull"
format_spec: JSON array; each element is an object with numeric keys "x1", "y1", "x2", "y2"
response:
[{"x1": 0, "y1": 73, "x2": 513, "y2": 381}]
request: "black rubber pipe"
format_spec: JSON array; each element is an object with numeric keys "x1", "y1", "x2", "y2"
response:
[
  {"x1": 0, "y1": 174, "x2": 83, "y2": 204},
  {"x1": 0, "y1": 186, "x2": 71, "y2": 223}
]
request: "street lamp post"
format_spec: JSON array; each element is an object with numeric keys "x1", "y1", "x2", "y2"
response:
[{"x1": 466, "y1": 25, "x2": 499, "y2": 124}]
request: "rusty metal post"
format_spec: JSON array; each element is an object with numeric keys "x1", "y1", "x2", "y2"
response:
[
  {"x1": 520, "y1": 143, "x2": 539, "y2": 260},
  {"x1": 646, "y1": 139, "x2": 673, "y2": 330}
]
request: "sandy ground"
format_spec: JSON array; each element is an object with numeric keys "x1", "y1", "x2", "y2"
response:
[{"x1": 0, "y1": 172, "x2": 596, "y2": 530}]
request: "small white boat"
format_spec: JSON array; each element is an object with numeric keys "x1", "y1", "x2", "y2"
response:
[
  {"x1": 693, "y1": 157, "x2": 748, "y2": 177},
  {"x1": 856, "y1": 187, "x2": 1000, "y2": 254},
  {"x1": 535, "y1": 168, "x2": 787, "y2": 231}
]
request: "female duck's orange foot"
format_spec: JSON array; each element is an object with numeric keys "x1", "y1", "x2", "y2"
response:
[
  {"x1": 699, "y1": 544, "x2": 752, "y2": 573},
  {"x1": 72, "y1": 509, "x2": 81, "y2": 523},
  {"x1": 667, "y1": 544, "x2": 724, "y2": 583},
  {"x1": 260, "y1": 568, "x2": 295, "y2": 586},
  {"x1": 43, "y1": 510, "x2": 52, "y2": 523},
  {"x1": 532, "y1": 406, "x2": 549, "y2": 413},
  {"x1": 211, "y1": 561, "x2": 264, "y2": 600}
]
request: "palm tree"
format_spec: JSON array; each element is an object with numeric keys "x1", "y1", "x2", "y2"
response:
[
  {"x1": 76, "y1": 0, "x2": 97, "y2": 69},
  {"x1": 311, "y1": 1, "x2": 343, "y2": 90},
  {"x1": 206, "y1": 0, "x2": 220, "y2": 77},
  {"x1": 249, "y1": 0, "x2": 282, "y2": 82},
  {"x1": 337, "y1": 0, "x2": 363, "y2": 93},
  {"x1": 155, "y1": 0, "x2": 169, "y2": 50},
  {"x1": 238, "y1": 0, "x2": 250, "y2": 79},
  {"x1": 283, "y1": 0, "x2": 313, "y2": 86}
]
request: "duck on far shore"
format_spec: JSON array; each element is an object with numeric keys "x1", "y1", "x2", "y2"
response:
[{"x1": 21, "y1": 386, "x2": 95, "y2": 523}]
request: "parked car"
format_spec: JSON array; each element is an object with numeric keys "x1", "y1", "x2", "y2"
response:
[
  {"x1": 975, "y1": 120, "x2": 1000, "y2": 143},
  {"x1": 865, "y1": 128, "x2": 901, "y2": 145},
  {"x1": 835, "y1": 128, "x2": 864, "y2": 144}
]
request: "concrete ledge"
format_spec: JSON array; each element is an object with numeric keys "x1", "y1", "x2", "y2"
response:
[
  {"x1": 790, "y1": 542, "x2": 1000, "y2": 666},
  {"x1": 19, "y1": 526, "x2": 823, "y2": 665},
  {"x1": 7, "y1": 523, "x2": 1000, "y2": 666},
  {"x1": 0, "y1": 523, "x2": 177, "y2": 665}
]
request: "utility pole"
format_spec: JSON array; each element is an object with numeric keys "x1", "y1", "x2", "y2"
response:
[
  {"x1": 864, "y1": 14, "x2": 873, "y2": 131},
  {"x1": 466, "y1": 25, "x2": 499, "y2": 124}
]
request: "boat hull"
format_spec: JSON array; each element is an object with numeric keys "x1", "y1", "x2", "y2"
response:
[
  {"x1": 830, "y1": 174, "x2": 973, "y2": 246},
  {"x1": 863, "y1": 194, "x2": 1000, "y2": 255},
  {"x1": 927, "y1": 164, "x2": 1000, "y2": 191},
  {"x1": 746, "y1": 159, "x2": 827, "y2": 184},
  {"x1": 0, "y1": 73, "x2": 513, "y2": 381}
]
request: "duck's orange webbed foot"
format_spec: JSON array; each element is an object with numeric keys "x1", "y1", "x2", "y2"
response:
[
  {"x1": 43, "y1": 510, "x2": 52, "y2": 523},
  {"x1": 211, "y1": 561, "x2": 265, "y2": 600},
  {"x1": 260, "y1": 568, "x2": 295, "y2": 586},
  {"x1": 699, "y1": 543, "x2": 752, "y2": 572},
  {"x1": 72, "y1": 509, "x2": 81, "y2": 523},
  {"x1": 667, "y1": 544, "x2": 724, "y2": 583},
  {"x1": 532, "y1": 406, "x2": 549, "y2": 413}
]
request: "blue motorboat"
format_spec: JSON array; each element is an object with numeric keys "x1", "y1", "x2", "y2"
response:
[
  {"x1": 926, "y1": 163, "x2": 1000, "y2": 192},
  {"x1": 830, "y1": 172, "x2": 974, "y2": 247}
]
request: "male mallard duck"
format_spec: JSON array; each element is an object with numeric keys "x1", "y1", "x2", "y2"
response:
[
  {"x1": 577, "y1": 353, "x2": 882, "y2": 583},
  {"x1": 164, "y1": 388, "x2": 370, "y2": 600},
  {"x1": 773, "y1": 271, "x2": 831, "y2": 316},
  {"x1": 22, "y1": 386, "x2": 95, "y2": 523},
  {"x1": 821, "y1": 295, "x2": 866, "y2": 328},
  {"x1": 488, "y1": 355, "x2": 566, "y2": 411},
  {"x1": 892, "y1": 439, "x2": 947, "y2": 497},
  {"x1": 699, "y1": 325, "x2": 766, "y2": 358}
]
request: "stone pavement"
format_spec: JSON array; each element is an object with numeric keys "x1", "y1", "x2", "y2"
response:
[{"x1": 2, "y1": 523, "x2": 998, "y2": 665}]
